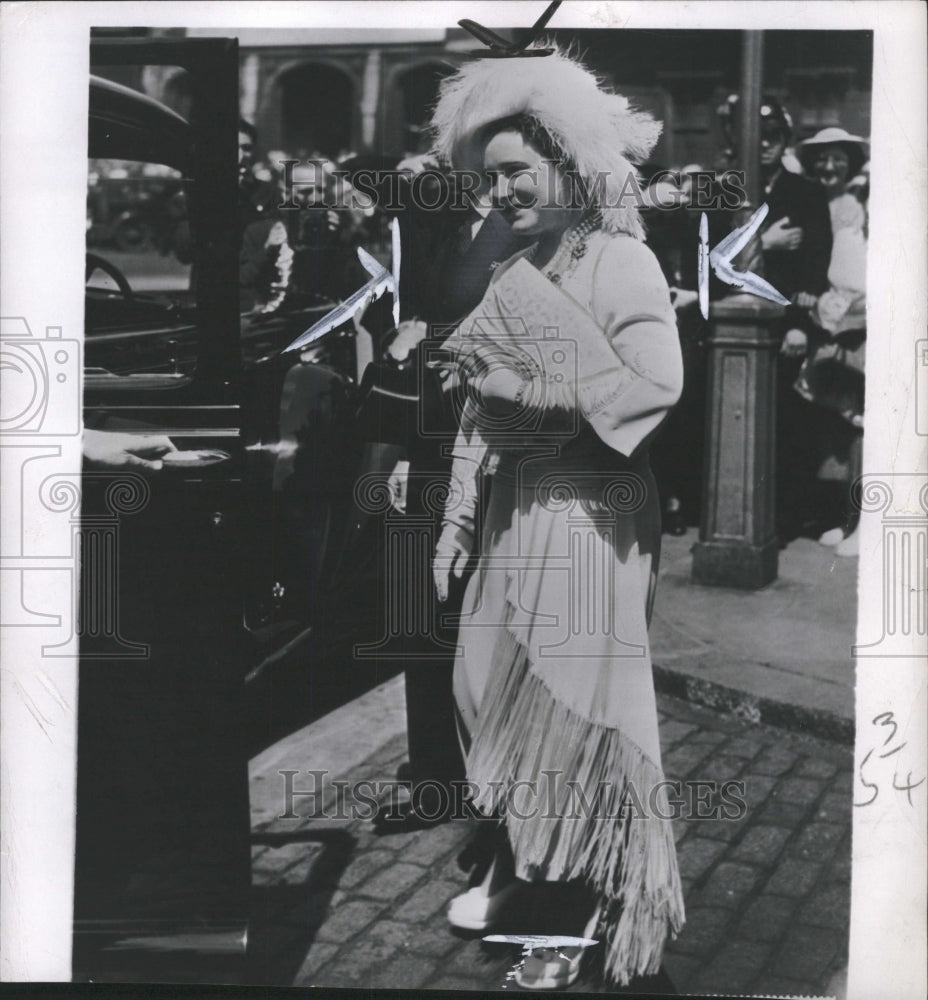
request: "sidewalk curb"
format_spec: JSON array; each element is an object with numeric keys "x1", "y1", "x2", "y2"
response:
[{"x1": 653, "y1": 661, "x2": 854, "y2": 745}]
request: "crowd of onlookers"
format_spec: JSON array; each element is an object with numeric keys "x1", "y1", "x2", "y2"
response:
[
  {"x1": 229, "y1": 96, "x2": 869, "y2": 554},
  {"x1": 641, "y1": 97, "x2": 868, "y2": 554},
  {"x1": 88, "y1": 96, "x2": 869, "y2": 555}
]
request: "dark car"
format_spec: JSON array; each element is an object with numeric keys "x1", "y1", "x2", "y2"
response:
[{"x1": 76, "y1": 36, "x2": 382, "y2": 984}]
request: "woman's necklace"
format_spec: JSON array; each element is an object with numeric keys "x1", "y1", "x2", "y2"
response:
[{"x1": 526, "y1": 211, "x2": 602, "y2": 285}]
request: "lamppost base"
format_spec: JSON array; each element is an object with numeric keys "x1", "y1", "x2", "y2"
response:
[{"x1": 691, "y1": 537, "x2": 779, "y2": 589}]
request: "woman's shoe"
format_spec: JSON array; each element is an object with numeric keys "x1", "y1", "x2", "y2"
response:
[
  {"x1": 447, "y1": 881, "x2": 520, "y2": 931},
  {"x1": 835, "y1": 526, "x2": 859, "y2": 557},
  {"x1": 514, "y1": 946, "x2": 584, "y2": 990},
  {"x1": 819, "y1": 526, "x2": 845, "y2": 546}
]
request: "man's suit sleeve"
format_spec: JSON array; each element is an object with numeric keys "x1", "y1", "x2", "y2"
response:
[{"x1": 799, "y1": 183, "x2": 833, "y2": 296}]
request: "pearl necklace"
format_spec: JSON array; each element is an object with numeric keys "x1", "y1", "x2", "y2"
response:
[{"x1": 527, "y1": 211, "x2": 602, "y2": 285}]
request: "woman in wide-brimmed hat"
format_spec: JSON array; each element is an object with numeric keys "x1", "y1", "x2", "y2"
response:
[
  {"x1": 429, "y1": 49, "x2": 685, "y2": 989},
  {"x1": 798, "y1": 127, "x2": 868, "y2": 193},
  {"x1": 793, "y1": 127, "x2": 869, "y2": 557}
]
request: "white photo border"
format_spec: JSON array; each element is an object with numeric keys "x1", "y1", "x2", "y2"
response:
[{"x1": 1, "y1": 3, "x2": 925, "y2": 996}]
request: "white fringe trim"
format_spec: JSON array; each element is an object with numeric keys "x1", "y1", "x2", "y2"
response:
[{"x1": 466, "y1": 621, "x2": 685, "y2": 985}]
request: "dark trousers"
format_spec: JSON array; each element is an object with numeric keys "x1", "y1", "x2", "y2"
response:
[
  {"x1": 400, "y1": 465, "x2": 467, "y2": 791},
  {"x1": 775, "y1": 354, "x2": 822, "y2": 539},
  {"x1": 650, "y1": 308, "x2": 708, "y2": 523}
]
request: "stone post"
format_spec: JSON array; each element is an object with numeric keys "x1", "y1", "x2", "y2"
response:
[{"x1": 692, "y1": 293, "x2": 783, "y2": 588}]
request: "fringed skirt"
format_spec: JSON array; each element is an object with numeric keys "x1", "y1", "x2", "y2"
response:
[{"x1": 453, "y1": 456, "x2": 685, "y2": 985}]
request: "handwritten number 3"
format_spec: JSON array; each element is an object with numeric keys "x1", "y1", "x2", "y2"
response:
[{"x1": 872, "y1": 711, "x2": 898, "y2": 748}]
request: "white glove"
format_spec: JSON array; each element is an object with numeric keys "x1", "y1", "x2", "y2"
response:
[
  {"x1": 386, "y1": 319, "x2": 428, "y2": 363},
  {"x1": 388, "y1": 460, "x2": 409, "y2": 513},
  {"x1": 780, "y1": 328, "x2": 808, "y2": 357},
  {"x1": 433, "y1": 523, "x2": 474, "y2": 603}
]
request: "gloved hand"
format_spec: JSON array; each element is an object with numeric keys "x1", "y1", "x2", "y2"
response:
[
  {"x1": 762, "y1": 216, "x2": 804, "y2": 252},
  {"x1": 433, "y1": 522, "x2": 474, "y2": 603},
  {"x1": 439, "y1": 340, "x2": 531, "y2": 414},
  {"x1": 388, "y1": 459, "x2": 409, "y2": 513},
  {"x1": 385, "y1": 319, "x2": 428, "y2": 363},
  {"x1": 780, "y1": 327, "x2": 809, "y2": 357}
]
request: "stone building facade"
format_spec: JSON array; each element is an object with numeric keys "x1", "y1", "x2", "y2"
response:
[{"x1": 98, "y1": 26, "x2": 873, "y2": 171}]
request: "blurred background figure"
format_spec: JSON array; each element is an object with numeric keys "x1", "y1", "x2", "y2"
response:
[
  {"x1": 639, "y1": 165, "x2": 703, "y2": 534},
  {"x1": 752, "y1": 96, "x2": 834, "y2": 543},
  {"x1": 282, "y1": 159, "x2": 367, "y2": 308},
  {"x1": 253, "y1": 147, "x2": 289, "y2": 187},
  {"x1": 755, "y1": 98, "x2": 833, "y2": 315},
  {"x1": 792, "y1": 127, "x2": 869, "y2": 557},
  {"x1": 641, "y1": 164, "x2": 727, "y2": 535},
  {"x1": 238, "y1": 118, "x2": 294, "y2": 313}
]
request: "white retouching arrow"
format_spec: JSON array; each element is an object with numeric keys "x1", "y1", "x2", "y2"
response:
[
  {"x1": 484, "y1": 934, "x2": 599, "y2": 952},
  {"x1": 699, "y1": 203, "x2": 791, "y2": 319},
  {"x1": 282, "y1": 246, "x2": 396, "y2": 354},
  {"x1": 391, "y1": 218, "x2": 401, "y2": 327}
]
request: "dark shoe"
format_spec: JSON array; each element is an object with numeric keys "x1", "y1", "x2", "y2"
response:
[
  {"x1": 373, "y1": 780, "x2": 466, "y2": 834},
  {"x1": 372, "y1": 800, "x2": 448, "y2": 834}
]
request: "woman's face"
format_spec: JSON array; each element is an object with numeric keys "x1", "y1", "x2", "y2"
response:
[
  {"x1": 811, "y1": 145, "x2": 852, "y2": 191},
  {"x1": 482, "y1": 129, "x2": 573, "y2": 236}
]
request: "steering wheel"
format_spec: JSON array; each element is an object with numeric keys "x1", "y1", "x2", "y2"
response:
[{"x1": 86, "y1": 252, "x2": 133, "y2": 299}]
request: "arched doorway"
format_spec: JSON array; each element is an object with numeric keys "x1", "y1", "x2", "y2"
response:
[
  {"x1": 277, "y1": 62, "x2": 355, "y2": 159},
  {"x1": 395, "y1": 62, "x2": 452, "y2": 154}
]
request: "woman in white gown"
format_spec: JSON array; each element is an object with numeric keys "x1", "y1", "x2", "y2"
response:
[{"x1": 429, "y1": 51, "x2": 686, "y2": 989}]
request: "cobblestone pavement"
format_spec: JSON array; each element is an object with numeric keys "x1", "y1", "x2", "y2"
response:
[{"x1": 246, "y1": 693, "x2": 852, "y2": 996}]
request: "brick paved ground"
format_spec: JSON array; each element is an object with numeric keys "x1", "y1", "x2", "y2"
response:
[{"x1": 246, "y1": 693, "x2": 852, "y2": 996}]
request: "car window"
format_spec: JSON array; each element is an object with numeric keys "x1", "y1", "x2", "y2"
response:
[
  {"x1": 87, "y1": 159, "x2": 192, "y2": 295},
  {"x1": 85, "y1": 158, "x2": 197, "y2": 379},
  {"x1": 85, "y1": 68, "x2": 201, "y2": 381}
]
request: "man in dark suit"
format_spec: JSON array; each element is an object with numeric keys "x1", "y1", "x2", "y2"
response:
[
  {"x1": 756, "y1": 100, "x2": 833, "y2": 540},
  {"x1": 759, "y1": 103, "x2": 832, "y2": 307},
  {"x1": 372, "y1": 156, "x2": 532, "y2": 832}
]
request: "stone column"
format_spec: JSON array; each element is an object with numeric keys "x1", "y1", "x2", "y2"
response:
[
  {"x1": 692, "y1": 293, "x2": 782, "y2": 588},
  {"x1": 738, "y1": 31, "x2": 764, "y2": 209},
  {"x1": 360, "y1": 49, "x2": 381, "y2": 150},
  {"x1": 240, "y1": 52, "x2": 260, "y2": 126}
]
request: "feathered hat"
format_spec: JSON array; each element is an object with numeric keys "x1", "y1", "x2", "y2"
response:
[{"x1": 430, "y1": 47, "x2": 662, "y2": 239}]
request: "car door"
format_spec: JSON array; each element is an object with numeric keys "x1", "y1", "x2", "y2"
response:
[{"x1": 75, "y1": 36, "x2": 252, "y2": 984}]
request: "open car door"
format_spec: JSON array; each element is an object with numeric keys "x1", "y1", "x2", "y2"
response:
[{"x1": 75, "y1": 36, "x2": 251, "y2": 984}]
